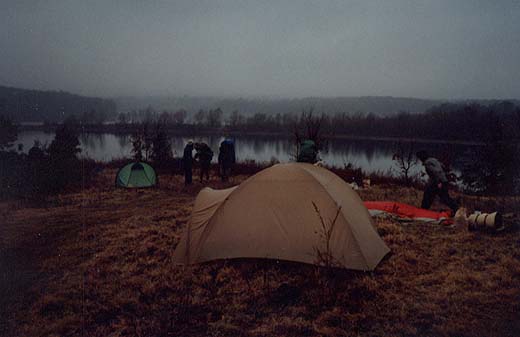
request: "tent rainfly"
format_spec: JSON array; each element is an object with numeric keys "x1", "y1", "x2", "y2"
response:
[
  {"x1": 173, "y1": 163, "x2": 390, "y2": 271},
  {"x1": 115, "y1": 162, "x2": 157, "y2": 188}
]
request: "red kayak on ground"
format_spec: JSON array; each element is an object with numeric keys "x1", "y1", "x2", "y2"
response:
[{"x1": 364, "y1": 201, "x2": 453, "y2": 224}]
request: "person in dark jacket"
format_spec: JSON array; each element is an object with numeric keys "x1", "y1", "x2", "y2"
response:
[
  {"x1": 182, "y1": 141, "x2": 194, "y2": 185},
  {"x1": 297, "y1": 140, "x2": 318, "y2": 164},
  {"x1": 194, "y1": 142, "x2": 213, "y2": 182},
  {"x1": 218, "y1": 139, "x2": 236, "y2": 182},
  {"x1": 417, "y1": 150, "x2": 458, "y2": 214}
]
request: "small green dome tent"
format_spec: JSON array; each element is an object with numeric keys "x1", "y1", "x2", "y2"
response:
[{"x1": 115, "y1": 162, "x2": 157, "y2": 188}]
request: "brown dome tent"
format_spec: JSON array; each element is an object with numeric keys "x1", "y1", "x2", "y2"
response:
[{"x1": 173, "y1": 163, "x2": 389, "y2": 271}]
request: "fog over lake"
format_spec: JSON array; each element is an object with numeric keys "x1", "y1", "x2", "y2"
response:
[{"x1": 2, "y1": 1, "x2": 519, "y2": 99}]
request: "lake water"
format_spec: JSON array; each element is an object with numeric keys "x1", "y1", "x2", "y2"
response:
[{"x1": 17, "y1": 131, "x2": 475, "y2": 176}]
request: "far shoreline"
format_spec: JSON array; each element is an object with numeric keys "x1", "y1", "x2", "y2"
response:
[{"x1": 18, "y1": 123, "x2": 486, "y2": 146}]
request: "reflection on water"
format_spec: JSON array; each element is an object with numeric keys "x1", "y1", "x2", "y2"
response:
[{"x1": 17, "y1": 131, "x2": 475, "y2": 175}]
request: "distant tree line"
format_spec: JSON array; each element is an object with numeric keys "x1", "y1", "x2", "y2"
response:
[
  {"x1": 116, "y1": 106, "x2": 297, "y2": 133},
  {"x1": 0, "y1": 85, "x2": 117, "y2": 123},
  {"x1": 230, "y1": 101, "x2": 520, "y2": 142},
  {"x1": 326, "y1": 101, "x2": 520, "y2": 142},
  {"x1": 113, "y1": 95, "x2": 469, "y2": 117},
  {"x1": 116, "y1": 101, "x2": 520, "y2": 143},
  {"x1": 117, "y1": 106, "x2": 188, "y2": 126}
]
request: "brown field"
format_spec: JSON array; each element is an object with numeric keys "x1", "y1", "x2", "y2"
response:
[{"x1": 1, "y1": 169, "x2": 519, "y2": 336}]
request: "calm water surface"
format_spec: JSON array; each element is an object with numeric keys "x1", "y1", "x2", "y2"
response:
[{"x1": 18, "y1": 131, "x2": 475, "y2": 176}]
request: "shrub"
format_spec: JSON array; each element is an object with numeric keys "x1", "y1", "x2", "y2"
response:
[
  {"x1": 150, "y1": 124, "x2": 172, "y2": 168},
  {"x1": 45, "y1": 125, "x2": 82, "y2": 193},
  {"x1": 0, "y1": 115, "x2": 18, "y2": 150}
]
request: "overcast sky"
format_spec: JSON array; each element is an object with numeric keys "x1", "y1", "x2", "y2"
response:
[{"x1": 1, "y1": 1, "x2": 519, "y2": 99}]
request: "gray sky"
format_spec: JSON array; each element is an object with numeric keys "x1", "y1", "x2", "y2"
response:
[{"x1": 1, "y1": 0, "x2": 519, "y2": 99}]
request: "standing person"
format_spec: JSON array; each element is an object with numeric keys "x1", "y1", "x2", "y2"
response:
[
  {"x1": 416, "y1": 150, "x2": 459, "y2": 215},
  {"x1": 182, "y1": 141, "x2": 194, "y2": 185},
  {"x1": 218, "y1": 139, "x2": 236, "y2": 182},
  {"x1": 297, "y1": 139, "x2": 318, "y2": 164},
  {"x1": 194, "y1": 142, "x2": 213, "y2": 183}
]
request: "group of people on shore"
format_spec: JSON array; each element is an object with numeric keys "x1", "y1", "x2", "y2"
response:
[
  {"x1": 182, "y1": 138, "x2": 459, "y2": 216},
  {"x1": 182, "y1": 138, "x2": 236, "y2": 185}
]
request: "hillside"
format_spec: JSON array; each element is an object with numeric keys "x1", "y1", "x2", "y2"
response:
[{"x1": 0, "y1": 85, "x2": 117, "y2": 122}]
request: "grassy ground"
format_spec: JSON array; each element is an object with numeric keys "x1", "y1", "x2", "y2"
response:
[{"x1": 1, "y1": 168, "x2": 519, "y2": 336}]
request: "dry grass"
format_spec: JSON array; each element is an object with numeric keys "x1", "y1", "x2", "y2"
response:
[{"x1": 1, "y1": 170, "x2": 519, "y2": 336}]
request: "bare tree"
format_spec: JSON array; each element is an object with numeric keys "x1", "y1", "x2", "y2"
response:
[
  {"x1": 312, "y1": 202, "x2": 342, "y2": 305},
  {"x1": 117, "y1": 112, "x2": 128, "y2": 125},
  {"x1": 392, "y1": 140, "x2": 418, "y2": 186},
  {"x1": 312, "y1": 202, "x2": 341, "y2": 269},
  {"x1": 206, "y1": 108, "x2": 223, "y2": 128},
  {"x1": 227, "y1": 110, "x2": 243, "y2": 128},
  {"x1": 158, "y1": 110, "x2": 174, "y2": 125},
  {"x1": 292, "y1": 107, "x2": 328, "y2": 161},
  {"x1": 130, "y1": 130, "x2": 144, "y2": 161},
  {"x1": 173, "y1": 109, "x2": 187, "y2": 125},
  {"x1": 194, "y1": 109, "x2": 207, "y2": 126},
  {"x1": 131, "y1": 122, "x2": 153, "y2": 161}
]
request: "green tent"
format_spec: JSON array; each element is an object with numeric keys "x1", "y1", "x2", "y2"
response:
[{"x1": 115, "y1": 162, "x2": 157, "y2": 188}]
